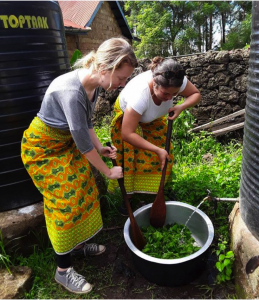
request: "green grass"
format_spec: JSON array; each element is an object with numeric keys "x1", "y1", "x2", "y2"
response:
[
  {"x1": 0, "y1": 231, "x2": 13, "y2": 275},
  {"x1": 5, "y1": 106, "x2": 242, "y2": 298},
  {"x1": 170, "y1": 105, "x2": 242, "y2": 243}
]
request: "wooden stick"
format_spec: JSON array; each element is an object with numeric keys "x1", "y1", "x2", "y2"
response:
[
  {"x1": 106, "y1": 142, "x2": 146, "y2": 250},
  {"x1": 189, "y1": 109, "x2": 245, "y2": 132},
  {"x1": 212, "y1": 122, "x2": 244, "y2": 136},
  {"x1": 150, "y1": 111, "x2": 174, "y2": 228}
]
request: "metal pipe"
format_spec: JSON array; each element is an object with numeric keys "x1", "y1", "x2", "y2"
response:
[
  {"x1": 215, "y1": 197, "x2": 239, "y2": 202},
  {"x1": 204, "y1": 191, "x2": 239, "y2": 203}
]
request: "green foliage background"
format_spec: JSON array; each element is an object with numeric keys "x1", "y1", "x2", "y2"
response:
[{"x1": 124, "y1": 1, "x2": 252, "y2": 58}]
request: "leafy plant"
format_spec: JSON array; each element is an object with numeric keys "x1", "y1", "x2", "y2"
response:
[
  {"x1": 141, "y1": 223, "x2": 200, "y2": 259},
  {"x1": 0, "y1": 231, "x2": 12, "y2": 274},
  {"x1": 172, "y1": 99, "x2": 196, "y2": 140},
  {"x1": 70, "y1": 49, "x2": 82, "y2": 68},
  {"x1": 215, "y1": 239, "x2": 235, "y2": 283},
  {"x1": 171, "y1": 106, "x2": 242, "y2": 208},
  {"x1": 16, "y1": 246, "x2": 56, "y2": 299},
  {"x1": 221, "y1": 13, "x2": 252, "y2": 51},
  {"x1": 95, "y1": 116, "x2": 112, "y2": 145},
  {"x1": 95, "y1": 116, "x2": 113, "y2": 167}
]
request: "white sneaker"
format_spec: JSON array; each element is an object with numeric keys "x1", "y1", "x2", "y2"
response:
[{"x1": 55, "y1": 267, "x2": 92, "y2": 294}]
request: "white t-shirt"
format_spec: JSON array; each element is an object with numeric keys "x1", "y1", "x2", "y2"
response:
[{"x1": 119, "y1": 70, "x2": 187, "y2": 123}]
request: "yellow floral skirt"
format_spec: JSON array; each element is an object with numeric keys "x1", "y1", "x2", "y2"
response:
[
  {"x1": 21, "y1": 117, "x2": 103, "y2": 254},
  {"x1": 108, "y1": 97, "x2": 174, "y2": 194}
]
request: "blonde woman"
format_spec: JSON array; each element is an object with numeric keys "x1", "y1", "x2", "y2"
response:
[{"x1": 21, "y1": 37, "x2": 137, "y2": 294}]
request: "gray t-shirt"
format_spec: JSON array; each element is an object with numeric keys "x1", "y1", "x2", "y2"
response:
[{"x1": 37, "y1": 69, "x2": 100, "y2": 154}]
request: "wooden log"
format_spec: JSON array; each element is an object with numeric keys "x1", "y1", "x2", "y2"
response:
[
  {"x1": 211, "y1": 122, "x2": 244, "y2": 136},
  {"x1": 190, "y1": 109, "x2": 245, "y2": 132}
]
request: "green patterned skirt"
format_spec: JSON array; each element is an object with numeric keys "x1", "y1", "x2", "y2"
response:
[{"x1": 21, "y1": 117, "x2": 103, "y2": 254}]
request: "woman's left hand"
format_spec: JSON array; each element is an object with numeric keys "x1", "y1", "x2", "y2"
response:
[
  {"x1": 168, "y1": 79, "x2": 201, "y2": 121},
  {"x1": 99, "y1": 146, "x2": 117, "y2": 159},
  {"x1": 168, "y1": 105, "x2": 183, "y2": 120}
]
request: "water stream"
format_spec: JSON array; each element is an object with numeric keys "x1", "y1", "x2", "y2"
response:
[{"x1": 180, "y1": 198, "x2": 207, "y2": 236}]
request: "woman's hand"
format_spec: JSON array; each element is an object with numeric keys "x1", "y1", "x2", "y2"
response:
[
  {"x1": 107, "y1": 166, "x2": 123, "y2": 179},
  {"x1": 168, "y1": 79, "x2": 201, "y2": 121},
  {"x1": 99, "y1": 146, "x2": 117, "y2": 159},
  {"x1": 156, "y1": 148, "x2": 171, "y2": 171},
  {"x1": 168, "y1": 105, "x2": 183, "y2": 120}
]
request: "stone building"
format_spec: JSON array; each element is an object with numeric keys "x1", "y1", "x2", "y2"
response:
[{"x1": 58, "y1": 1, "x2": 135, "y2": 58}]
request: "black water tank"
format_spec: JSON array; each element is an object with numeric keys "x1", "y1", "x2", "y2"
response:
[
  {"x1": 0, "y1": 1, "x2": 70, "y2": 211},
  {"x1": 240, "y1": 1, "x2": 259, "y2": 241}
]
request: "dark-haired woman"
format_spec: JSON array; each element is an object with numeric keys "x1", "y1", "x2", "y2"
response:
[{"x1": 108, "y1": 57, "x2": 201, "y2": 214}]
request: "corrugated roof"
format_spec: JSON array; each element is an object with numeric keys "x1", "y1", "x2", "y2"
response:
[
  {"x1": 58, "y1": 1, "x2": 135, "y2": 40},
  {"x1": 59, "y1": 1, "x2": 101, "y2": 28}
]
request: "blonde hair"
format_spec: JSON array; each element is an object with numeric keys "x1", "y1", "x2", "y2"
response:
[{"x1": 73, "y1": 37, "x2": 137, "y2": 74}]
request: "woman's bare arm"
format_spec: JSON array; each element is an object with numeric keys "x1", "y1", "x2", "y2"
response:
[
  {"x1": 84, "y1": 148, "x2": 122, "y2": 180},
  {"x1": 169, "y1": 80, "x2": 201, "y2": 120}
]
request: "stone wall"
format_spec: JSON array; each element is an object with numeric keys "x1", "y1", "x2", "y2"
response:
[
  {"x1": 93, "y1": 50, "x2": 249, "y2": 127},
  {"x1": 65, "y1": 2, "x2": 123, "y2": 58},
  {"x1": 175, "y1": 49, "x2": 249, "y2": 125}
]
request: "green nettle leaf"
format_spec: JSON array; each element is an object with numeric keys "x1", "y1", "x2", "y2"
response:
[
  {"x1": 142, "y1": 247, "x2": 151, "y2": 253},
  {"x1": 220, "y1": 262, "x2": 225, "y2": 271},
  {"x1": 216, "y1": 262, "x2": 222, "y2": 272},
  {"x1": 141, "y1": 223, "x2": 200, "y2": 259},
  {"x1": 223, "y1": 258, "x2": 231, "y2": 266},
  {"x1": 226, "y1": 268, "x2": 232, "y2": 276},
  {"x1": 225, "y1": 251, "x2": 234, "y2": 258},
  {"x1": 153, "y1": 231, "x2": 163, "y2": 241},
  {"x1": 219, "y1": 254, "x2": 225, "y2": 261},
  {"x1": 219, "y1": 244, "x2": 226, "y2": 251},
  {"x1": 215, "y1": 239, "x2": 235, "y2": 284}
]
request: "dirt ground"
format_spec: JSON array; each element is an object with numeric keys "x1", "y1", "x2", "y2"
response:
[{"x1": 72, "y1": 226, "x2": 236, "y2": 299}]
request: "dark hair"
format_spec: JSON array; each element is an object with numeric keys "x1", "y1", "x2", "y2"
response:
[{"x1": 149, "y1": 56, "x2": 185, "y2": 88}]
